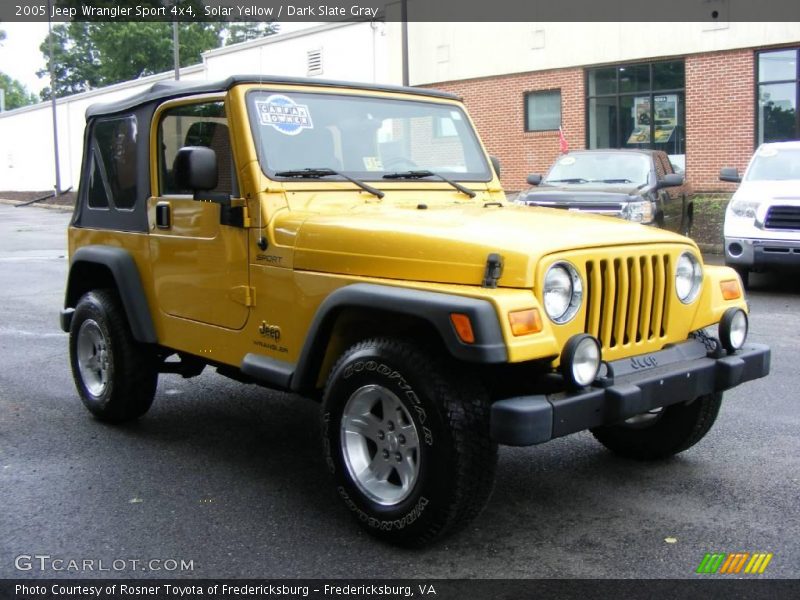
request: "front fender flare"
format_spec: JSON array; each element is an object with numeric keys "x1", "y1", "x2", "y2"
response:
[{"x1": 291, "y1": 283, "x2": 508, "y2": 393}]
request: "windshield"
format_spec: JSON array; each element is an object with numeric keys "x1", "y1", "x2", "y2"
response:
[
  {"x1": 247, "y1": 91, "x2": 492, "y2": 181},
  {"x1": 746, "y1": 146, "x2": 800, "y2": 181},
  {"x1": 544, "y1": 153, "x2": 651, "y2": 186}
]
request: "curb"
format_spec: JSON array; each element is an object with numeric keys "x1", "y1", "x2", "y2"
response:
[
  {"x1": 0, "y1": 198, "x2": 74, "y2": 212},
  {"x1": 696, "y1": 242, "x2": 723, "y2": 256}
]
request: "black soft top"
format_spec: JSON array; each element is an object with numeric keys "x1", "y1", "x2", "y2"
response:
[{"x1": 86, "y1": 75, "x2": 460, "y2": 119}]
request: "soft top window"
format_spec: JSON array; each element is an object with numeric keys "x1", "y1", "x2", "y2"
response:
[{"x1": 88, "y1": 116, "x2": 138, "y2": 210}]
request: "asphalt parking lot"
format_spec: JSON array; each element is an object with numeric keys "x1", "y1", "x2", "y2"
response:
[{"x1": 1, "y1": 204, "x2": 798, "y2": 580}]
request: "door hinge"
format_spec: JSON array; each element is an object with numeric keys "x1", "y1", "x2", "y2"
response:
[
  {"x1": 239, "y1": 203, "x2": 252, "y2": 228},
  {"x1": 230, "y1": 285, "x2": 256, "y2": 307}
]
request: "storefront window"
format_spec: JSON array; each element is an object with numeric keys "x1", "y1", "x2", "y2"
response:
[
  {"x1": 586, "y1": 61, "x2": 685, "y2": 163},
  {"x1": 757, "y1": 48, "x2": 799, "y2": 144}
]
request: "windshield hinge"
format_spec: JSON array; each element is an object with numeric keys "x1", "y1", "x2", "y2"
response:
[
  {"x1": 481, "y1": 253, "x2": 504, "y2": 289},
  {"x1": 230, "y1": 285, "x2": 256, "y2": 307}
]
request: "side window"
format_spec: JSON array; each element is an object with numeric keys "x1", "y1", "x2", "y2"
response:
[
  {"x1": 158, "y1": 101, "x2": 235, "y2": 196},
  {"x1": 87, "y1": 116, "x2": 138, "y2": 210}
]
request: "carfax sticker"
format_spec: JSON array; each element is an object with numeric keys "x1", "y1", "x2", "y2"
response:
[{"x1": 255, "y1": 95, "x2": 313, "y2": 136}]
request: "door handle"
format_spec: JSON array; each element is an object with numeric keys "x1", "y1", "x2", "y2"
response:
[{"x1": 156, "y1": 202, "x2": 171, "y2": 229}]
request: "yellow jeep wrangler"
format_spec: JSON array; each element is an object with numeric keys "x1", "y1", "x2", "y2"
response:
[{"x1": 60, "y1": 76, "x2": 769, "y2": 546}]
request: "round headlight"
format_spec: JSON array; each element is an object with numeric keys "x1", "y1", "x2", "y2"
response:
[
  {"x1": 543, "y1": 262, "x2": 583, "y2": 324},
  {"x1": 675, "y1": 252, "x2": 703, "y2": 303},
  {"x1": 561, "y1": 334, "x2": 602, "y2": 389},
  {"x1": 719, "y1": 308, "x2": 748, "y2": 353}
]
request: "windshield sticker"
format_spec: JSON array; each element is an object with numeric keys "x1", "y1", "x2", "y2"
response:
[
  {"x1": 558, "y1": 156, "x2": 576, "y2": 165},
  {"x1": 363, "y1": 156, "x2": 384, "y2": 171},
  {"x1": 450, "y1": 111, "x2": 462, "y2": 121},
  {"x1": 255, "y1": 95, "x2": 313, "y2": 136},
  {"x1": 757, "y1": 146, "x2": 778, "y2": 158}
]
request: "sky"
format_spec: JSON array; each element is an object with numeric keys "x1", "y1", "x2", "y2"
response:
[{"x1": 0, "y1": 22, "x2": 51, "y2": 95}]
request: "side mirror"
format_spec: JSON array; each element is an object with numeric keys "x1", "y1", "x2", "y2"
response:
[
  {"x1": 490, "y1": 156, "x2": 501, "y2": 177},
  {"x1": 719, "y1": 167, "x2": 741, "y2": 183},
  {"x1": 173, "y1": 146, "x2": 218, "y2": 194},
  {"x1": 657, "y1": 173, "x2": 684, "y2": 189},
  {"x1": 526, "y1": 174, "x2": 543, "y2": 186}
]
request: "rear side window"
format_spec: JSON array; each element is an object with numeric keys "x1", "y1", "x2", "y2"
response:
[{"x1": 87, "y1": 116, "x2": 138, "y2": 210}]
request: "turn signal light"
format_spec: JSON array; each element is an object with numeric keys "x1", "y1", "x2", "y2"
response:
[
  {"x1": 720, "y1": 279, "x2": 741, "y2": 300},
  {"x1": 450, "y1": 313, "x2": 475, "y2": 344},
  {"x1": 508, "y1": 308, "x2": 543, "y2": 336}
]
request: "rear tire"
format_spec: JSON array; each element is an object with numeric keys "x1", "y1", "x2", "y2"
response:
[
  {"x1": 69, "y1": 290, "x2": 158, "y2": 423},
  {"x1": 591, "y1": 393, "x2": 723, "y2": 460},
  {"x1": 321, "y1": 338, "x2": 497, "y2": 546}
]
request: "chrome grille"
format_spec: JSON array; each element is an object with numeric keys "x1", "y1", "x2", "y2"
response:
[
  {"x1": 584, "y1": 254, "x2": 670, "y2": 351},
  {"x1": 764, "y1": 205, "x2": 800, "y2": 230}
]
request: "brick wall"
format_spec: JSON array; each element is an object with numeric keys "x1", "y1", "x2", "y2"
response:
[
  {"x1": 428, "y1": 68, "x2": 585, "y2": 192},
  {"x1": 427, "y1": 48, "x2": 762, "y2": 194},
  {"x1": 685, "y1": 49, "x2": 755, "y2": 193}
]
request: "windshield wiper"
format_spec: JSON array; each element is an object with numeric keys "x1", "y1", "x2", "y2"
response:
[
  {"x1": 383, "y1": 170, "x2": 476, "y2": 198},
  {"x1": 593, "y1": 178, "x2": 633, "y2": 184},
  {"x1": 545, "y1": 178, "x2": 590, "y2": 184},
  {"x1": 274, "y1": 168, "x2": 384, "y2": 199}
]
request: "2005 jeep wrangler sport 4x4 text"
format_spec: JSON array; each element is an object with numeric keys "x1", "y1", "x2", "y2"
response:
[{"x1": 61, "y1": 76, "x2": 770, "y2": 546}]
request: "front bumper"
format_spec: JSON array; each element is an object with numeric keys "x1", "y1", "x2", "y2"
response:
[
  {"x1": 724, "y1": 237, "x2": 800, "y2": 269},
  {"x1": 491, "y1": 339, "x2": 770, "y2": 446}
]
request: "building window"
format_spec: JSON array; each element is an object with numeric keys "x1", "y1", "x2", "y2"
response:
[
  {"x1": 586, "y1": 61, "x2": 685, "y2": 161},
  {"x1": 525, "y1": 90, "x2": 561, "y2": 131},
  {"x1": 757, "y1": 48, "x2": 799, "y2": 144}
]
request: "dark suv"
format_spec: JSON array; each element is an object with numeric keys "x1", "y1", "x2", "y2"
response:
[{"x1": 518, "y1": 149, "x2": 692, "y2": 236}]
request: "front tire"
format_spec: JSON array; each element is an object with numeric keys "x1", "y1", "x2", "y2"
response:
[
  {"x1": 321, "y1": 338, "x2": 497, "y2": 546},
  {"x1": 69, "y1": 290, "x2": 158, "y2": 423},
  {"x1": 591, "y1": 393, "x2": 723, "y2": 460},
  {"x1": 733, "y1": 266, "x2": 750, "y2": 289},
  {"x1": 680, "y1": 211, "x2": 693, "y2": 237}
]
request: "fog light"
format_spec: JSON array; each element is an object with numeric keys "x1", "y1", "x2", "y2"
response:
[
  {"x1": 718, "y1": 308, "x2": 748, "y2": 353},
  {"x1": 561, "y1": 334, "x2": 601, "y2": 389},
  {"x1": 728, "y1": 242, "x2": 743, "y2": 257}
]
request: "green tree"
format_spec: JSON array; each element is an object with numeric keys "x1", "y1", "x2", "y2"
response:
[
  {"x1": 39, "y1": 1, "x2": 280, "y2": 100},
  {"x1": 39, "y1": 20, "x2": 222, "y2": 100},
  {"x1": 225, "y1": 22, "x2": 280, "y2": 45},
  {"x1": 0, "y1": 73, "x2": 38, "y2": 110},
  {"x1": 1, "y1": 28, "x2": 38, "y2": 110}
]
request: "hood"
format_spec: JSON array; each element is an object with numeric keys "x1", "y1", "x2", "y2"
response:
[
  {"x1": 733, "y1": 180, "x2": 800, "y2": 201},
  {"x1": 282, "y1": 200, "x2": 690, "y2": 288},
  {"x1": 520, "y1": 184, "x2": 644, "y2": 206}
]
